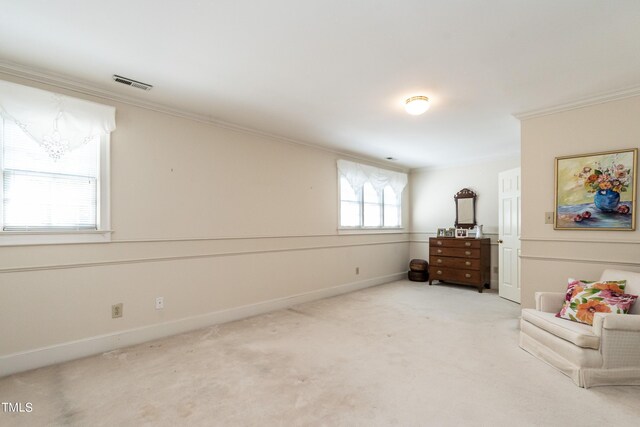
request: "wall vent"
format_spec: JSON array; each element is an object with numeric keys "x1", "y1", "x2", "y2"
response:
[{"x1": 112, "y1": 75, "x2": 153, "y2": 91}]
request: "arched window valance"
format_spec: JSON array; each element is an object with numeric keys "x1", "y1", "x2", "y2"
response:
[
  {"x1": 337, "y1": 159, "x2": 407, "y2": 200},
  {"x1": 0, "y1": 79, "x2": 116, "y2": 159}
]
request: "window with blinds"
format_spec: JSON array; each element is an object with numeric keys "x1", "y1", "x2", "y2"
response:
[
  {"x1": 338, "y1": 160, "x2": 406, "y2": 229},
  {"x1": 340, "y1": 181, "x2": 401, "y2": 228},
  {"x1": 1, "y1": 119, "x2": 100, "y2": 231}
]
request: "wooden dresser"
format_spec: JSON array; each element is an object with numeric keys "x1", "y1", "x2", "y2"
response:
[{"x1": 428, "y1": 237, "x2": 491, "y2": 292}]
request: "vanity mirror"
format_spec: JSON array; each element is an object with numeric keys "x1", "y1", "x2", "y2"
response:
[{"x1": 454, "y1": 188, "x2": 477, "y2": 229}]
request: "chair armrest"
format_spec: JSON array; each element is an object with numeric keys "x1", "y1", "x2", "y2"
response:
[
  {"x1": 535, "y1": 292, "x2": 565, "y2": 313},
  {"x1": 593, "y1": 313, "x2": 640, "y2": 368},
  {"x1": 593, "y1": 313, "x2": 640, "y2": 336}
]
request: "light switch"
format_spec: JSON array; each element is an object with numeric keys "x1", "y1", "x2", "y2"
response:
[{"x1": 545, "y1": 212, "x2": 554, "y2": 224}]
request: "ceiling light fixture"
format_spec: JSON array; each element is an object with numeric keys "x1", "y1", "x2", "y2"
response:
[{"x1": 405, "y1": 95, "x2": 430, "y2": 115}]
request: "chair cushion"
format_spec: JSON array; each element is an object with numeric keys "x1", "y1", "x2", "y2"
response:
[{"x1": 522, "y1": 308, "x2": 600, "y2": 350}]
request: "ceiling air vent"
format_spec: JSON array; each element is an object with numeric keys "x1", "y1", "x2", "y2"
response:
[{"x1": 112, "y1": 75, "x2": 153, "y2": 91}]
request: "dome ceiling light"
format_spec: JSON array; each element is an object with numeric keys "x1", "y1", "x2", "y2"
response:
[{"x1": 405, "y1": 95, "x2": 430, "y2": 115}]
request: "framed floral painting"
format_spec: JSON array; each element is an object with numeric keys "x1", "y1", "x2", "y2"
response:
[{"x1": 555, "y1": 148, "x2": 637, "y2": 230}]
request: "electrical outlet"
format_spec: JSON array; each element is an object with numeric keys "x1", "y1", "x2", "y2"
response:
[
  {"x1": 545, "y1": 212, "x2": 554, "y2": 224},
  {"x1": 355, "y1": 267, "x2": 360, "y2": 275},
  {"x1": 155, "y1": 297, "x2": 164, "y2": 310},
  {"x1": 112, "y1": 303, "x2": 123, "y2": 318}
]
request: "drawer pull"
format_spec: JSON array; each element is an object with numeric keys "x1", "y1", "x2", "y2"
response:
[
  {"x1": 436, "y1": 241, "x2": 442, "y2": 246},
  {"x1": 437, "y1": 259, "x2": 442, "y2": 263},
  {"x1": 465, "y1": 273, "x2": 471, "y2": 278},
  {"x1": 437, "y1": 249, "x2": 442, "y2": 254},
  {"x1": 465, "y1": 242, "x2": 471, "y2": 247},
  {"x1": 465, "y1": 251, "x2": 471, "y2": 255},
  {"x1": 437, "y1": 270, "x2": 442, "y2": 275},
  {"x1": 465, "y1": 261, "x2": 471, "y2": 266}
]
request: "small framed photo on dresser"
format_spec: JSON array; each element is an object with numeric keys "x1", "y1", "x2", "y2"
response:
[
  {"x1": 455, "y1": 228, "x2": 468, "y2": 238},
  {"x1": 436, "y1": 228, "x2": 446, "y2": 237}
]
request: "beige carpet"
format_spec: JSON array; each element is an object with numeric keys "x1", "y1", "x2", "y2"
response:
[{"x1": 1, "y1": 280, "x2": 639, "y2": 426}]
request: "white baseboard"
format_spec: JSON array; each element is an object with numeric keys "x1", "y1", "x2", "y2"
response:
[{"x1": 0, "y1": 272, "x2": 405, "y2": 377}]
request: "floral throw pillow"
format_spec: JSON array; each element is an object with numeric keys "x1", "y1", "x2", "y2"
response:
[
  {"x1": 562, "y1": 278, "x2": 626, "y2": 302},
  {"x1": 557, "y1": 279, "x2": 637, "y2": 326}
]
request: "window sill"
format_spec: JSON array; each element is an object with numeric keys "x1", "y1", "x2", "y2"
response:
[
  {"x1": 0, "y1": 230, "x2": 112, "y2": 246},
  {"x1": 338, "y1": 227, "x2": 405, "y2": 235}
]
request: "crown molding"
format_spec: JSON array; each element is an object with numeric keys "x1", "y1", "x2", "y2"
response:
[
  {"x1": 410, "y1": 152, "x2": 520, "y2": 173},
  {"x1": 0, "y1": 60, "x2": 408, "y2": 173},
  {"x1": 513, "y1": 84, "x2": 640, "y2": 120}
]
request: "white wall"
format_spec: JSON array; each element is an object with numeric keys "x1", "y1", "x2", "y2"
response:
[
  {"x1": 520, "y1": 94, "x2": 640, "y2": 308},
  {"x1": 0, "y1": 73, "x2": 410, "y2": 375},
  {"x1": 410, "y1": 156, "x2": 521, "y2": 288}
]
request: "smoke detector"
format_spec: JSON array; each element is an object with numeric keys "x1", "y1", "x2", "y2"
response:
[{"x1": 112, "y1": 75, "x2": 153, "y2": 91}]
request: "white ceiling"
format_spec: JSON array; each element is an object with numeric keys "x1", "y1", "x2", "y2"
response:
[{"x1": 1, "y1": 1, "x2": 639, "y2": 169}]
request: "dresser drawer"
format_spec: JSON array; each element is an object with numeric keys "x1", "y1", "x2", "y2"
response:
[
  {"x1": 430, "y1": 256, "x2": 480, "y2": 270},
  {"x1": 430, "y1": 267, "x2": 481, "y2": 284},
  {"x1": 430, "y1": 238, "x2": 480, "y2": 249},
  {"x1": 430, "y1": 247, "x2": 480, "y2": 258}
]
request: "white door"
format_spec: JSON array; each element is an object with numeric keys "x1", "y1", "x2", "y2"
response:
[{"x1": 498, "y1": 168, "x2": 521, "y2": 303}]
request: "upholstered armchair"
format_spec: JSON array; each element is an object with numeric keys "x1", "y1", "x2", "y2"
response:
[{"x1": 519, "y1": 269, "x2": 640, "y2": 388}]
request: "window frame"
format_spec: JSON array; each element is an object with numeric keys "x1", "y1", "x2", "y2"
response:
[
  {"x1": 0, "y1": 120, "x2": 111, "y2": 246},
  {"x1": 338, "y1": 171, "x2": 404, "y2": 231}
]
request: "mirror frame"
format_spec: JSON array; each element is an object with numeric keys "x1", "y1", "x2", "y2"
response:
[{"x1": 454, "y1": 188, "x2": 477, "y2": 229}]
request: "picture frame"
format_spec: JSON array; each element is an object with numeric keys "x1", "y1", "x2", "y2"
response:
[
  {"x1": 436, "y1": 228, "x2": 446, "y2": 237},
  {"x1": 444, "y1": 228, "x2": 455, "y2": 237},
  {"x1": 455, "y1": 228, "x2": 468, "y2": 238},
  {"x1": 555, "y1": 148, "x2": 637, "y2": 230}
]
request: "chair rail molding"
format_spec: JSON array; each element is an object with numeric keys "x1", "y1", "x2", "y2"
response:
[
  {"x1": 520, "y1": 254, "x2": 640, "y2": 268},
  {"x1": 521, "y1": 237, "x2": 640, "y2": 245}
]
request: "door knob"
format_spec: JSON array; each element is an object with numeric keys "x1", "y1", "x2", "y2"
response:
[{"x1": 498, "y1": 239, "x2": 504, "y2": 244}]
